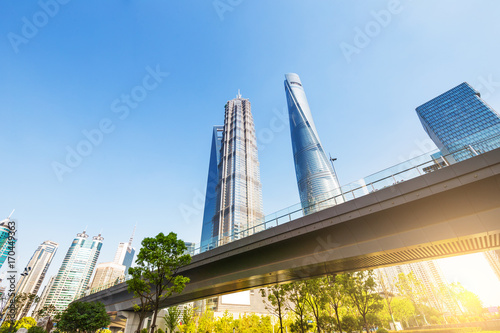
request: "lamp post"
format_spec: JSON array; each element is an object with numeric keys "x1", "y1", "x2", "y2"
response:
[{"x1": 329, "y1": 154, "x2": 344, "y2": 203}]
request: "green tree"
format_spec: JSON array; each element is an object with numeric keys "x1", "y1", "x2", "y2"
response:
[
  {"x1": 302, "y1": 277, "x2": 329, "y2": 333},
  {"x1": 56, "y1": 301, "x2": 110, "y2": 333},
  {"x1": 287, "y1": 281, "x2": 310, "y2": 333},
  {"x1": 260, "y1": 284, "x2": 289, "y2": 333},
  {"x1": 163, "y1": 306, "x2": 181, "y2": 333},
  {"x1": 33, "y1": 304, "x2": 57, "y2": 320},
  {"x1": 178, "y1": 305, "x2": 196, "y2": 333},
  {"x1": 394, "y1": 272, "x2": 429, "y2": 326},
  {"x1": 391, "y1": 297, "x2": 415, "y2": 328},
  {"x1": 326, "y1": 274, "x2": 347, "y2": 333},
  {"x1": 130, "y1": 232, "x2": 192, "y2": 333},
  {"x1": 450, "y1": 282, "x2": 483, "y2": 317},
  {"x1": 1, "y1": 293, "x2": 40, "y2": 333},
  {"x1": 127, "y1": 268, "x2": 154, "y2": 333},
  {"x1": 341, "y1": 271, "x2": 383, "y2": 333},
  {"x1": 197, "y1": 310, "x2": 215, "y2": 333},
  {"x1": 214, "y1": 310, "x2": 234, "y2": 333}
]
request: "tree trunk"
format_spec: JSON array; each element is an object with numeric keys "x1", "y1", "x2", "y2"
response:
[{"x1": 334, "y1": 305, "x2": 343, "y2": 333}]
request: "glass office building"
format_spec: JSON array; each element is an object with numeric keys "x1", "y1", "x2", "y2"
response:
[
  {"x1": 416, "y1": 82, "x2": 500, "y2": 162},
  {"x1": 43, "y1": 231, "x2": 103, "y2": 312},
  {"x1": 201, "y1": 93, "x2": 264, "y2": 250},
  {"x1": 200, "y1": 126, "x2": 223, "y2": 251},
  {"x1": 284, "y1": 73, "x2": 343, "y2": 214}
]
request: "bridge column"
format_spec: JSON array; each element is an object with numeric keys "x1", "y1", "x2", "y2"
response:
[{"x1": 118, "y1": 311, "x2": 141, "y2": 333}]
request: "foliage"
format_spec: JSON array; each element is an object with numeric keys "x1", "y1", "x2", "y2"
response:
[
  {"x1": 33, "y1": 304, "x2": 58, "y2": 320},
  {"x1": 163, "y1": 306, "x2": 180, "y2": 333},
  {"x1": 340, "y1": 315, "x2": 361, "y2": 333},
  {"x1": 341, "y1": 270, "x2": 383, "y2": 333},
  {"x1": 55, "y1": 301, "x2": 110, "y2": 333},
  {"x1": 129, "y1": 232, "x2": 191, "y2": 333},
  {"x1": 196, "y1": 310, "x2": 214, "y2": 333},
  {"x1": 27, "y1": 326, "x2": 46, "y2": 333},
  {"x1": 156, "y1": 329, "x2": 164, "y2": 333},
  {"x1": 127, "y1": 268, "x2": 154, "y2": 333},
  {"x1": 17, "y1": 317, "x2": 37, "y2": 329},
  {"x1": 286, "y1": 281, "x2": 310, "y2": 333},
  {"x1": 302, "y1": 277, "x2": 329, "y2": 333},
  {"x1": 1, "y1": 293, "x2": 40, "y2": 333},
  {"x1": 376, "y1": 328, "x2": 389, "y2": 333},
  {"x1": 260, "y1": 284, "x2": 289, "y2": 333},
  {"x1": 96, "y1": 329, "x2": 112, "y2": 333},
  {"x1": 178, "y1": 305, "x2": 196, "y2": 333},
  {"x1": 325, "y1": 274, "x2": 347, "y2": 333},
  {"x1": 395, "y1": 272, "x2": 429, "y2": 326},
  {"x1": 390, "y1": 297, "x2": 416, "y2": 328},
  {"x1": 214, "y1": 311, "x2": 234, "y2": 333}
]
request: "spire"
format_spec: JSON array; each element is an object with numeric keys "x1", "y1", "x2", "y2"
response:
[
  {"x1": 237, "y1": 89, "x2": 241, "y2": 99},
  {"x1": 128, "y1": 225, "x2": 136, "y2": 248}
]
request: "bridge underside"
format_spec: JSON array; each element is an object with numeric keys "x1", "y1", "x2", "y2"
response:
[{"x1": 81, "y1": 149, "x2": 500, "y2": 312}]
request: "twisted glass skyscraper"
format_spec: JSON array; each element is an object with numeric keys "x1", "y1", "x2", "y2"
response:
[{"x1": 284, "y1": 73, "x2": 342, "y2": 213}]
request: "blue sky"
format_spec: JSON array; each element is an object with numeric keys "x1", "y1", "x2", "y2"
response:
[{"x1": 1, "y1": 0, "x2": 500, "y2": 306}]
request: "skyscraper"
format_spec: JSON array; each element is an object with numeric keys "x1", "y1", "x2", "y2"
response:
[
  {"x1": 88, "y1": 229, "x2": 136, "y2": 292},
  {"x1": 416, "y1": 82, "x2": 500, "y2": 162},
  {"x1": 201, "y1": 93, "x2": 264, "y2": 249},
  {"x1": 284, "y1": 73, "x2": 343, "y2": 213},
  {"x1": 484, "y1": 250, "x2": 500, "y2": 281},
  {"x1": 200, "y1": 125, "x2": 223, "y2": 251},
  {"x1": 199, "y1": 92, "x2": 266, "y2": 316},
  {"x1": 13, "y1": 240, "x2": 58, "y2": 319},
  {"x1": 113, "y1": 227, "x2": 136, "y2": 274},
  {"x1": 0, "y1": 211, "x2": 17, "y2": 270},
  {"x1": 42, "y1": 231, "x2": 103, "y2": 312}
]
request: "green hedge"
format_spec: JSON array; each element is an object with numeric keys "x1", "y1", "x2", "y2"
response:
[{"x1": 391, "y1": 328, "x2": 481, "y2": 333}]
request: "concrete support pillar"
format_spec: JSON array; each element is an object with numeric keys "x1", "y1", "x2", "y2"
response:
[{"x1": 118, "y1": 311, "x2": 141, "y2": 333}]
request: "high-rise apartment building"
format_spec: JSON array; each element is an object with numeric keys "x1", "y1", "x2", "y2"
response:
[
  {"x1": 201, "y1": 93, "x2": 264, "y2": 250},
  {"x1": 284, "y1": 73, "x2": 343, "y2": 213},
  {"x1": 13, "y1": 240, "x2": 58, "y2": 319},
  {"x1": 376, "y1": 260, "x2": 460, "y2": 317},
  {"x1": 42, "y1": 231, "x2": 103, "y2": 312},
  {"x1": 88, "y1": 229, "x2": 136, "y2": 292},
  {"x1": 33, "y1": 275, "x2": 55, "y2": 316},
  {"x1": 416, "y1": 82, "x2": 500, "y2": 162},
  {"x1": 484, "y1": 250, "x2": 500, "y2": 281},
  {"x1": 113, "y1": 228, "x2": 136, "y2": 274}
]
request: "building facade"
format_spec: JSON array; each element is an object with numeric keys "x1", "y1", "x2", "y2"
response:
[
  {"x1": 201, "y1": 93, "x2": 264, "y2": 250},
  {"x1": 484, "y1": 250, "x2": 500, "y2": 281},
  {"x1": 284, "y1": 73, "x2": 343, "y2": 213},
  {"x1": 416, "y1": 82, "x2": 500, "y2": 162},
  {"x1": 199, "y1": 92, "x2": 266, "y2": 316},
  {"x1": 113, "y1": 229, "x2": 136, "y2": 274},
  {"x1": 200, "y1": 126, "x2": 224, "y2": 251},
  {"x1": 14, "y1": 240, "x2": 58, "y2": 319},
  {"x1": 0, "y1": 213, "x2": 17, "y2": 270},
  {"x1": 42, "y1": 231, "x2": 103, "y2": 312},
  {"x1": 376, "y1": 260, "x2": 461, "y2": 318}
]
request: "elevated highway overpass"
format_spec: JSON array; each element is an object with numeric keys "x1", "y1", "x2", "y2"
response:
[{"x1": 79, "y1": 148, "x2": 500, "y2": 330}]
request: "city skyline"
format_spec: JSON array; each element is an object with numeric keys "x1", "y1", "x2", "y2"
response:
[{"x1": 1, "y1": 0, "x2": 500, "y2": 309}]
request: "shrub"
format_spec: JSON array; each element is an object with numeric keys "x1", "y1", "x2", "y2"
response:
[
  {"x1": 376, "y1": 328, "x2": 388, "y2": 333},
  {"x1": 27, "y1": 326, "x2": 46, "y2": 333}
]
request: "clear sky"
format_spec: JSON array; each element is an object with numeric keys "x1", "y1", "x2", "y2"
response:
[{"x1": 1, "y1": 0, "x2": 500, "y2": 306}]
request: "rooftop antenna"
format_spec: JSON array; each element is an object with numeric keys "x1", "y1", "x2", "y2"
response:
[
  {"x1": 237, "y1": 89, "x2": 241, "y2": 99},
  {"x1": 7, "y1": 209, "x2": 15, "y2": 220},
  {"x1": 128, "y1": 225, "x2": 136, "y2": 247},
  {"x1": 84, "y1": 225, "x2": 88, "y2": 233}
]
